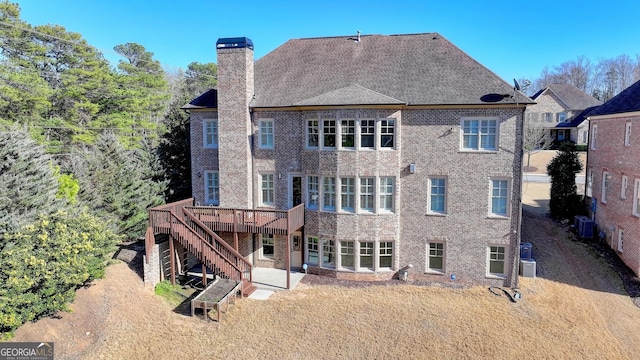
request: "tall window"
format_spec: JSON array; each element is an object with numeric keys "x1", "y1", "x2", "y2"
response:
[
  {"x1": 602, "y1": 171, "x2": 609, "y2": 204},
  {"x1": 429, "y1": 177, "x2": 447, "y2": 214},
  {"x1": 360, "y1": 242, "x2": 374, "y2": 270},
  {"x1": 360, "y1": 119, "x2": 375, "y2": 148},
  {"x1": 203, "y1": 119, "x2": 218, "y2": 148},
  {"x1": 379, "y1": 177, "x2": 394, "y2": 212},
  {"x1": 491, "y1": 179, "x2": 509, "y2": 216},
  {"x1": 307, "y1": 237, "x2": 319, "y2": 265},
  {"x1": 307, "y1": 120, "x2": 319, "y2": 147},
  {"x1": 462, "y1": 119, "x2": 497, "y2": 151},
  {"x1": 341, "y1": 241, "x2": 354, "y2": 268},
  {"x1": 360, "y1": 178, "x2": 375, "y2": 212},
  {"x1": 307, "y1": 176, "x2": 319, "y2": 209},
  {"x1": 322, "y1": 239, "x2": 335, "y2": 268},
  {"x1": 341, "y1": 119, "x2": 355, "y2": 148},
  {"x1": 586, "y1": 168, "x2": 593, "y2": 197},
  {"x1": 262, "y1": 234, "x2": 274, "y2": 259},
  {"x1": 621, "y1": 175, "x2": 628, "y2": 199},
  {"x1": 323, "y1": 119, "x2": 336, "y2": 148},
  {"x1": 624, "y1": 122, "x2": 632, "y2": 146},
  {"x1": 558, "y1": 112, "x2": 566, "y2": 122},
  {"x1": 261, "y1": 174, "x2": 274, "y2": 206},
  {"x1": 427, "y1": 242, "x2": 444, "y2": 272},
  {"x1": 380, "y1": 119, "x2": 395, "y2": 148},
  {"x1": 379, "y1": 242, "x2": 393, "y2": 268},
  {"x1": 617, "y1": 228, "x2": 624, "y2": 252},
  {"x1": 488, "y1": 246, "x2": 505, "y2": 276},
  {"x1": 633, "y1": 179, "x2": 640, "y2": 217},
  {"x1": 259, "y1": 119, "x2": 274, "y2": 149},
  {"x1": 323, "y1": 177, "x2": 336, "y2": 211},
  {"x1": 204, "y1": 171, "x2": 219, "y2": 205},
  {"x1": 591, "y1": 124, "x2": 598, "y2": 150},
  {"x1": 340, "y1": 177, "x2": 355, "y2": 212}
]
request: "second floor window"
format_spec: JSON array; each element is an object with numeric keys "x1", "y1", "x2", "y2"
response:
[
  {"x1": 307, "y1": 120, "x2": 319, "y2": 147},
  {"x1": 259, "y1": 119, "x2": 274, "y2": 148},
  {"x1": 261, "y1": 174, "x2": 274, "y2": 206},
  {"x1": 360, "y1": 178, "x2": 375, "y2": 212},
  {"x1": 340, "y1": 177, "x2": 355, "y2": 212},
  {"x1": 379, "y1": 177, "x2": 394, "y2": 211},
  {"x1": 323, "y1": 119, "x2": 336, "y2": 148},
  {"x1": 323, "y1": 177, "x2": 336, "y2": 211},
  {"x1": 307, "y1": 176, "x2": 319, "y2": 209},
  {"x1": 462, "y1": 119, "x2": 497, "y2": 151},
  {"x1": 625, "y1": 122, "x2": 632, "y2": 146},
  {"x1": 204, "y1": 171, "x2": 219, "y2": 205},
  {"x1": 360, "y1": 119, "x2": 375, "y2": 148},
  {"x1": 203, "y1": 119, "x2": 218, "y2": 148},
  {"x1": 429, "y1": 177, "x2": 447, "y2": 214},
  {"x1": 490, "y1": 179, "x2": 509, "y2": 216},
  {"x1": 341, "y1": 119, "x2": 355, "y2": 148},
  {"x1": 380, "y1": 119, "x2": 395, "y2": 147}
]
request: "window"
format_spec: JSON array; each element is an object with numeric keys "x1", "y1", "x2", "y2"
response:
[
  {"x1": 203, "y1": 119, "x2": 218, "y2": 148},
  {"x1": 341, "y1": 119, "x2": 355, "y2": 148},
  {"x1": 429, "y1": 177, "x2": 447, "y2": 214},
  {"x1": 586, "y1": 168, "x2": 593, "y2": 197},
  {"x1": 591, "y1": 124, "x2": 597, "y2": 150},
  {"x1": 307, "y1": 120, "x2": 319, "y2": 148},
  {"x1": 360, "y1": 178, "x2": 375, "y2": 212},
  {"x1": 323, "y1": 177, "x2": 336, "y2": 211},
  {"x1": 379, "y1": 177, "x2": 394, "y2": 212},
  {"x1": 379, "y1": 242, "x2": 393, "y2": 268},
  {"x1": 558, "y1": 112, "x2": 566, "y2": 122},
  {"x1": 322, "y1": 119, "x2": 336, "y2": 148},
  {"x1": 307, "y1": 237, "x2": 319, "y2": 265},
  {"x1": 634, "y1": 179, "x2": 640, "y2": 217},
  {"x1": 360, "y1": 119, "x2": 375, "y2": 148},
  {"x1": 341, "y1": 241, "x2": 354, "y2": 268},
  {"x1": 462, "y1": 119, "x2": 497, "y2": 151},
  {"x1": 622, "y1": 175, "x2": 628, "y2": 199},
  {"x1": 307, "y1": 176, "x2": 319, "y2": 209},
  {"x1": 261, "y1": 174, "x2": 274, "y2": 206},
  {"x1": 601, "y1": 171, "x2": 609, "y2": 204},
  {"x1": 262, "y1": 234, "x2": 274, "y2": 259},
  {"x1": 625, "y1": 122, "x2": 632, "y2": 146},
  {"x1": 427, "y1": 242, "x2": 444, "y2": 272},
  {"x1": 488, "y1": 246, "x2": 505, "y2": 276},
  {"x1": 259, "y1": 119, "x2": 274, "y2": 148},
  {"x1": 380, "y1": 119, "x2": 395, "y2": 148},
  {"x1": 360, "y1": 242, "x2": 374, "y2": 270},
  {"x1": 204, "y1": 171, "x2": 219, "y2": 205},
  {"x1": 322, "y1": 239, "x2": 335, "y2": 268},
  {"x1": 340, "y1": 177, "x2": 355, "y2": 212},
  {"x1": 617, "y1": 228, "x2": 624, "y2": 252},
  {"x1": 490, "y1": 179, "x2": 510, "y2": 216},
  {"x1": 544, "y1": 113, "x2": 553, "y2": 122}
]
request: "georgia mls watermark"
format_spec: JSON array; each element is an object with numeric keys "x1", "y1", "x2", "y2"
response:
[{"x1": 0, "y1": 342, "x2": 53, "y2": 360}]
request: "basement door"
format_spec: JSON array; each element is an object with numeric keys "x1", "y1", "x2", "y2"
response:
[{"x1": 290, "y1": 232, "x2": 302, "y2": 268}]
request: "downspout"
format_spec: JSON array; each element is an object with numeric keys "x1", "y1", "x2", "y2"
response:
[{"x1": 513, "y1": 102, "x2": 526, "y2": 290}]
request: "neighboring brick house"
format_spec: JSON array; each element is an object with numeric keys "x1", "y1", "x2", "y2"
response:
[
  {"x1": 527, "y1": 84, "x2": 602, "y2": 145},
  {"x1": 184, "y1": 33, "x2": 532, "y2": 287},
  {"x1": 585, "y1": 80, "x2": 640, "y2": 276}
]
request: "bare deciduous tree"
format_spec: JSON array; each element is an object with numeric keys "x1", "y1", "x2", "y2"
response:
[{"x1": 523, "y1": 119, "x2": 554, "y2": 171}]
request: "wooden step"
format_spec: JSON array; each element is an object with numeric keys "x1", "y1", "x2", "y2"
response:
[{"x1": 242, "y1": 279, "x2": 257, "y2": 297}]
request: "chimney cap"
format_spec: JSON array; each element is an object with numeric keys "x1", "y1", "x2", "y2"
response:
[{"x1": 216, "y1": 37, "x2": 254, "y2": 50}]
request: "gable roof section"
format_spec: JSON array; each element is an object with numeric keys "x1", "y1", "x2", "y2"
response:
[
  {"x1": 588, "y1": 80, "x2": 640, "y2": 117},
  {"x1": 555, "y1": 106, "x2": 599, "y2": 128},
  {"x1": 532, "y1": 84, "x2": 602, "y2": 110},
  {"x1": 182, "y1": 89, "x2": 218, "y2": 109},
  {"x1": 252, "y1": 33, "x2": 531, "y2": 108}
]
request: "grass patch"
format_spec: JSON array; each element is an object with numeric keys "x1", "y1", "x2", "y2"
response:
[{"x1": 154, "y1": 281, "x2": 188, "y2": 306}]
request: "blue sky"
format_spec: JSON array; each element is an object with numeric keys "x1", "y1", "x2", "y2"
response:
[{"x1": 13, "y1": 0, "x2": 640, "y2": 86}]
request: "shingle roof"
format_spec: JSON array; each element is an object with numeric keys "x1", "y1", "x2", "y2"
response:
[
  {"x1": 252, "y1": 33, "x2": 531, "y2": 107},
  {"x1": 555, "y1": 106, "x2": 599, "y2": 128},
  {"x1": 182, "y1": 89, "x2": 218, "y2": 109},
  {"x1": 531, "y1": 84, "x2": 602, "y2": 111},
  {"x1": 588, "y1": 80, "x2": 640, "y2": 116}
]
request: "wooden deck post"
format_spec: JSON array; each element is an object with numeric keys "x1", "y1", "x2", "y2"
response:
[
  {"x1": 169, "y1": 237, "x2": 176, "y2": 286},
  {"x1": 286, "y1": 233, "x2": 291, "y2": 289}
]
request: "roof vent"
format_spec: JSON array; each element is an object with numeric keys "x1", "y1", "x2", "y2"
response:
[{"x1": 216, "y1": 37, "x2": 254, "y2": 50}]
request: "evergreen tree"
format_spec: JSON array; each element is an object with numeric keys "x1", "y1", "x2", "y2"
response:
[{"x1": 547, "y1": 143, "x2": 583, "y2": 219}]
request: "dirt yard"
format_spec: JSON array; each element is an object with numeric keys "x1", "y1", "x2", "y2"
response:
[{"x1": 9, "y1": 150, "x2": 640, "y2": 359}]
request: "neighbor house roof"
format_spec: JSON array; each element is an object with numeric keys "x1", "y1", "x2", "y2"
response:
[
  {"x1": 182, "y1": 89, "x2": 218, "y2": 109},
  {"x1": 531, "y1": 83, "x2": 602, "y2": 111},
  {"x1": 555, "y1": 106, "x2": 599, "y2": 128},
  {"x1": 588, "y1": 80, "x2": 640, "y2": 117}
]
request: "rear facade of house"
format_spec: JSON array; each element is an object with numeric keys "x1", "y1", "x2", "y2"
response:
[
  {"x1": 586, "y1": 80, "x2": 640, "y2": 275},
  {"x1": 187, "y1": 33, "x2": 530, "y2": 287}
]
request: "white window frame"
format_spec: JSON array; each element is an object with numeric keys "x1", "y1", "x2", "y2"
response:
[
  {"x1": 307, "y1": 236, "x2": 319, "y2": 265},
  {"x1": 359, "y1": 241, "x2": 374, "y2": 270},
  {"x1": 340, "y1": 241, "x2": 355, "y2": 269},
  {"x1": 558, "y1": 112, "x2": 567, "y2": 123},
  {"x1": 379, "y1": 177, "x2": 394, "y2": 212},
  {"x1": 204, "y1": 171, "x2": 219, "y2": 205},
  {"x1": 591, "y1": 124, "x2": 598, "y2": 150},
  {"x1": 427, "y1": 242, "x2": 445, "y2": 273},
  {"x1": 601, "y1": 171, "x2": 609, "y2": 204},
  {"x1": 322, "y1": 119, "x2": 336, "y2": 149},
  {"x1": 428, "y1": 177, "x2": 447, "y2": 215},
  {"x1": 586, "y1": 168, "x2": 593, "y2": 197},
  {"x1": 203, "y1": 119, "x2": 218, "y2": 148},
  {"x1": 341, "y1": 119, "x2": 356, "y2": 149},
  {"x1": 617, "y1": 228, "x2": 624, "y2": 252},
  {"x1": 624, "y1": 122, "x2": 631, "y2": 146},
  {"x1": 461, "y1": 118, "x2": 498, "y2": 151},
  {"x1": 379, "y1": 241, "x2": 394, "y2": 269},
  {"x1": 621, "y1": 175, "x2": 628, "y2": 199},
  {"x1": 260, "y1": 173, "x2": 275, "y2": 206},
  {"x1": 307, "y1": 119, "x2": 319, "y2": 148},
  {"x1": 359, "y1": 177, "x2": 375, "y2": 212},
  {"x1": 380, "y1": 119, "x2": 395, "y2": 148},
  {"x1": 258, "y1": 119, "x2": 274, "y2": 149},
  {"x1": 489, "y1": 178, "x2": 511, "y2": 217},
  {"x1": 322, "y1": 177, "x2": 336, "y2": 211},
  {"x1": 633, "y1": 179, "x2": 640, "y2": 217},
  {"x1": 360, "y1": 119, "x2": 375, "y2": 149},
  {"x1": 322, "y1": 239, "x2": 335, "y2": 268},
  {"x1": 487, "y1": 245, "x2": 506, "y2": 277},
  {"x1": 261, "y1": 234, "x2": 274, "y2": 259},
  {"x1": 307, "y1": 176, "x2": 319, "y2": 209},
  {"x1": 340, "y1": 177, "x2": 355, "y2": 212}
]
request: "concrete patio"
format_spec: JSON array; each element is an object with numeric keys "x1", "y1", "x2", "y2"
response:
[{"x1": 248, "y1": 267, "x2": 306, "y2": 300}]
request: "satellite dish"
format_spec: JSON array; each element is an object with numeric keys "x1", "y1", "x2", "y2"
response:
[{"x1": 513, "y1": 79, "x2": 521, "y2": 91}]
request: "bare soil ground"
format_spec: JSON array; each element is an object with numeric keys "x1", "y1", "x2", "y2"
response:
[
  {"x1": 8, "y1": 154, "x2": 640, "y2": 359},
  {"x1": 525, "y1": 149, "x2": 587, "y2": 174}
]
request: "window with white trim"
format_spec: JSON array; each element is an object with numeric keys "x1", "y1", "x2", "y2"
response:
[
  {"x1": 340, "y1": 177, "x2": 355, "y2": 212},
  {"x1": 360, "y1": 242, "x2": 374, "y2": 270},
  {"x1": 601, "y1": 171, "x2": 609, "y2": 204},
  {"x1": 323, "y1": 177, "x2": 336, "y2": 211},
  {"x1": 586, "y1": 168, "x2": 593, "y2": 197},
  {"x1": 558, "y1": 112, "x2": 567, "y2": 122},
  {"x1": 307, "y1": 237, "x2": 319, "y2": 265},
  {"x1": 634, "y1": 179, "x2": 640, "y2": 217},
  {"x1": 360, "y1": 178, "x2": 375, "y2": 212},
  {"x1": 203, "y1": 119, "x2": 218, "y2": 148},
  {"x1": 360, "y1": 119, "x2": 375, "y2": 148},
  {"x1": 341, "y1": 119, "x2": 355, "y2": 148},
  {"x1": 307, "y1": 176, "x2": 319, "y2": 209},
  {"x1": 322, "y1": 119, "x2": 336, "y2": 148},
  {"x1": 341, "y1": 241, "x2": 354, "y2": 268},
  {"x1": 307, "y1": 119, "x2": 319, "y2": 148},
  {"x1": 490, "y1": 179, "x2": 510, "y2": 217},
  {"x1": 624, "y1": 122, "x2": 631, "y2": 146},
  {"x1": 461, "y1": 119, "x2": 497, "y2": 151},
  {"x1": 204, "y1": 171, "x2": 219, "y2": 205},
  {"x1": 591, "y1": 124, "x2": 597, "y2": 150},
  {"x1": 544, "y1": 113, "x2": 553, "y2": 122},
  {"x1": 261, "y1": 234, "x2": 274, "y2": 259},
  {"x1": 621, "y1": 175, "x2": 628, "y2": 199},
  {"x1": 322, "y1": 239, "x2": 335, "y2": 268},
  {"x1": 379, "y1": 177, "x2": 394, "y2": 212},
  {"x1": 259, "y1": 119, "x2": 274, "y2": 149},
  {"x1": 428, "y1": 177, "x2": 447, "y2": 214},
  {"x1": 617, "y1": 228, "x2": 624, "y2": 252},
  {"x1": 379, "y1": 241, "x2": 393, "y2": 268},
  {"x1": 427, "y1": 242, "x2": 444, "y2": 272},
  {"x1": 380, "y1": 119, "x2": 395, "y2": 148},
  {"x1": 261, "y1": 174, "x2": 274, "y2": 206},
  {"x1": 488, "y1": 246, "x2": 506, "y2": 277}
]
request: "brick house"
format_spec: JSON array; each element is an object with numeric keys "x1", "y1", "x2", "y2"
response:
[
  {"x1": 183, "y1": 33, "x2": 532, "y2": 287},
  {"x1": 528, "y1": 84, "x2": 602, "y2": 145},
  {"x1": 585, "y1": 80, "x2": 640, "y2": 276}
]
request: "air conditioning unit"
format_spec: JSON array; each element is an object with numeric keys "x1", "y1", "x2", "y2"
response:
[
  {"x1": 520, "y1": 259, "x2": 536, "y2": 278},
  {"x1": 577, "y1": 218, "x2": 594, "y2": 239},
  {"x1": 574, "y1": 215, "x2": 588, "y2": 229}
]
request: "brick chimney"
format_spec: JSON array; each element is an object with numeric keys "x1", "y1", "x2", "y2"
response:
[{"x1": 215, "y1": 37, "x2": 254, "y2": 208}]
